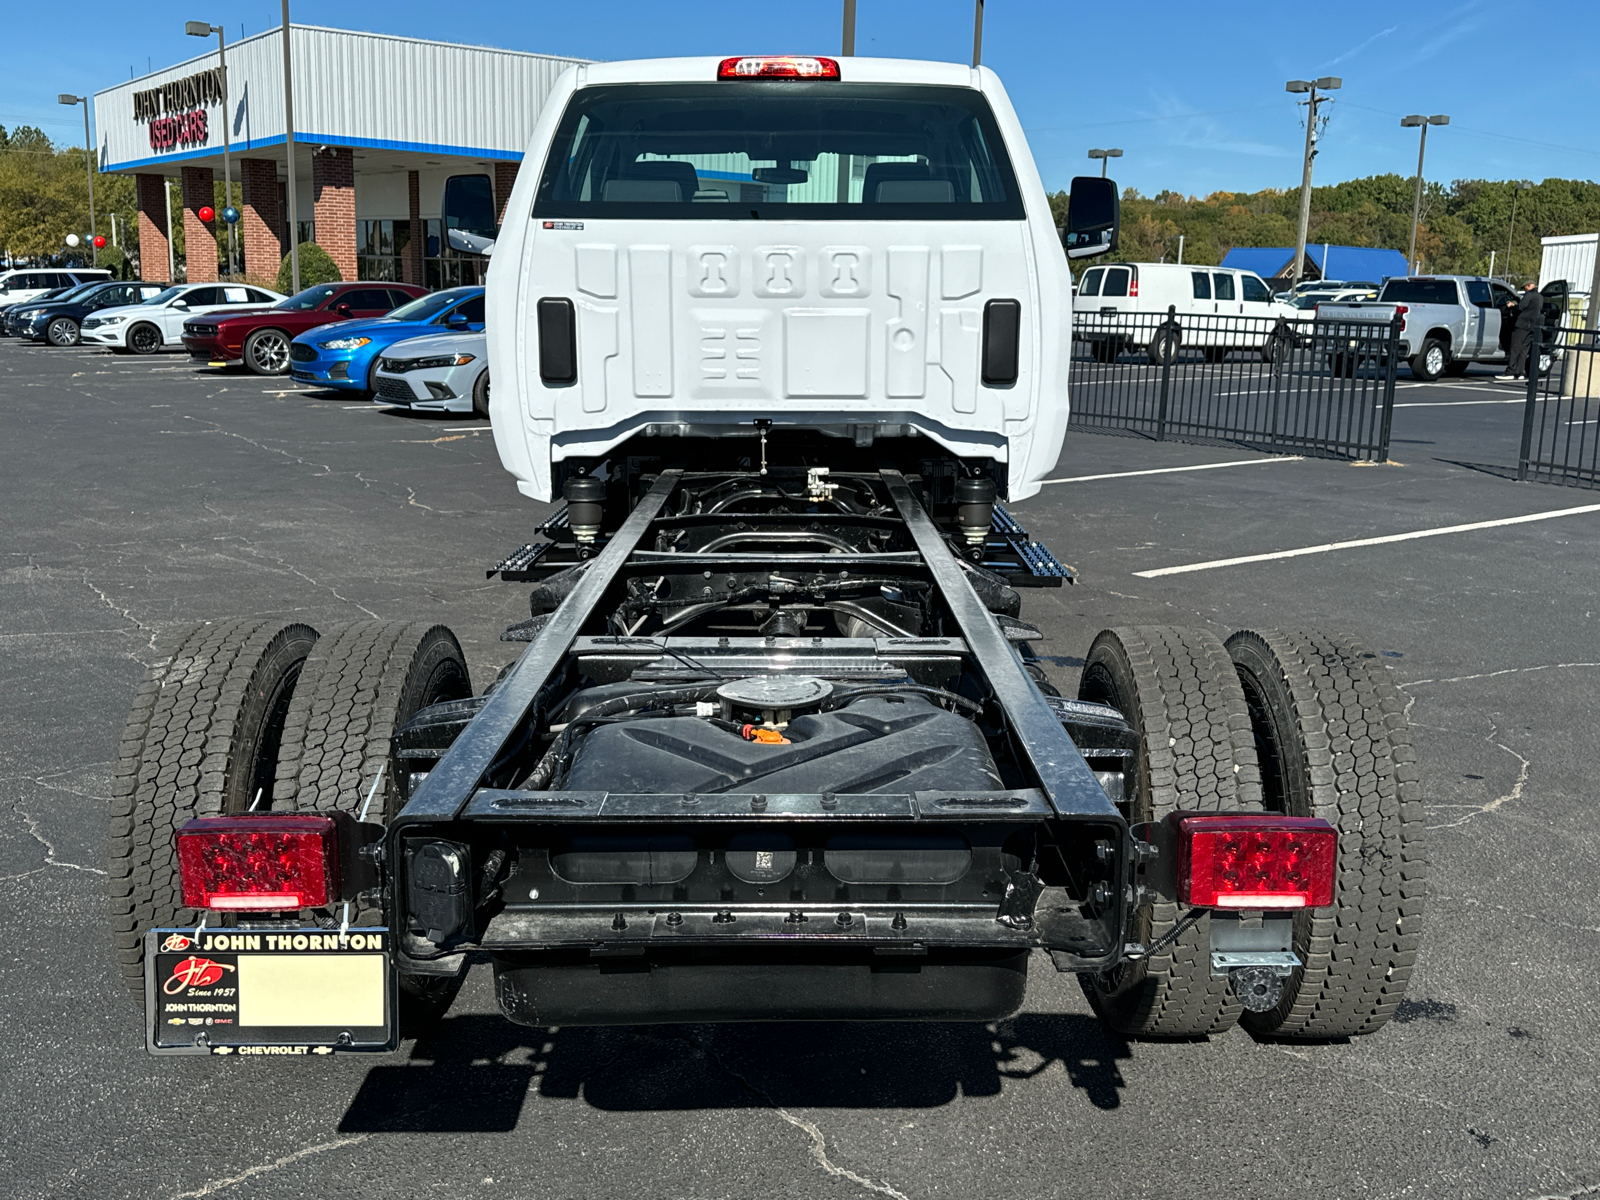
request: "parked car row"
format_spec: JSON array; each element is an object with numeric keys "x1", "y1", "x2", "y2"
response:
[{"x1": 0, "y1": 277, "x2": 491, "y2": 417}]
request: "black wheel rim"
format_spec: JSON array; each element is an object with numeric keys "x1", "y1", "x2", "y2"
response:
[{"x1": 132, "y1": 326, "x2": 159, "y2": 352}]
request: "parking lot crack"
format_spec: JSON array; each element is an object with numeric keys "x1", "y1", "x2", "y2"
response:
[
  {"x1": 80, "y1": 567, "x2": 161, "y2": 665},
  {"x1": 701, "y1": 1043, "x2": 910, "y2": 1200},
  {"x1": 222, "y1": 538, "x2": 382, "y2": 620},
  {"x1": 164, "y1": 1133, "x2": 371, "y2": 1199},
  {"x1": 9, "y1": 770, "x2": 109, "y2": 877}
]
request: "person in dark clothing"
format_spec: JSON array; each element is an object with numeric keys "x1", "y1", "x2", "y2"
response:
[{"x1": 1500, "y1": 282, "x2": 1543, "y2": 379}]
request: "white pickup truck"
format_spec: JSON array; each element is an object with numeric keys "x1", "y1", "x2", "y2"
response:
[
  {"x1": 115, "y1": 53, "x2": 1422, "y2": 1057},
  {"x1": 1315, "y1": 274, "x2": 1565, "y2": 381}
]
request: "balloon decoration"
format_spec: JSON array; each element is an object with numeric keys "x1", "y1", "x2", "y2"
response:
[
  {"x1": 93, "y1": 235, "x2": 107, "y2": 249},
  {"x1": 65, "y1": 233, "x2": 80, "y2": 247},
  {"x1": 198, "y1": 205, "x2": 216, "y2": 222},
  {"x1": 221, "y1": 206, "x2": 241, "y2": 225}
]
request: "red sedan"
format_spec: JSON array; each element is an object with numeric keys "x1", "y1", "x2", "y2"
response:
[{"x1": 180, "y1": 281, "x2": 430, "y2": 376}]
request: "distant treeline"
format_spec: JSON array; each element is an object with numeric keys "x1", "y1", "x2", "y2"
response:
[{"x1": 1049, "y1": 174, "x2": 1600, "y2": 281}]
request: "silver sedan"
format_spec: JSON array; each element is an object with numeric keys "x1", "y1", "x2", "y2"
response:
[{"x1": 370, "y1": 332, "x2": 488, "y2": 416}]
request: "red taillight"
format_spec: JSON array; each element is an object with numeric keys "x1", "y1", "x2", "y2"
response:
[
  {"x1": 1393, "y1": 303, "x2": 1407, "y2": 331},
  {"x1": 717, "y1": 56, "x2": 841, "y2": 80},
  {"x1": 177, "y1": 814, "x2": 339, "y2": 911},
  {"x1": 1128, "y1": 278, "x2": 1139, "y2": 298},
  {"x1": 1175, "y1": 814, "x2": 1336, "y2": 909}
]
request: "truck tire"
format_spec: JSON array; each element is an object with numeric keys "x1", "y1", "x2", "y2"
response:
[
  {"x1": 46, "y1": 316, "x2": 80, "y2": 347},
  {"x1": 272, "y1": 621, "x2": 473, "y2": 1029},
  {"x1": 1410, "y1": 338, "x2": 1447, "y2": 381},
  {"x1": 1443, "y1": 359, "x2": 1470, "y2": 377},
  {"x1": 1225, "y1": 630, "x2": 1425, "y2": 1039},
  {"x1": 107, "y1": 620, "x2": 320, "y2": 1000},
  {"x1": 243, "y1": 328, "x2": 291, "y2": 376},
  {"x1": 1076, "y1": 626, "x2": 1264, "y2": 1037}
]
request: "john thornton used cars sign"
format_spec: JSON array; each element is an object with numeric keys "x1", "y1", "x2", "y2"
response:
[{"x1": 132, "y1": 66, "x2": 225, "y2": 151}]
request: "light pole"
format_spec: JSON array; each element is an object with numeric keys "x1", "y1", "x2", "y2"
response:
[
  {"x1": 57, "y1": 94, "x2": 97, "y2": 267},
  {"x1": 282, "y1": 0, "x2": 300, "y2": 294},
  {"x1": 1400, "y1": 114, "x2": 1448, "y2": 273},
  {"x1": 1506, "y1": 181, "x2": 1532, "y2": 284},
  {"x1": 186, "y1": 21, "x2": 235, "y2": 278},
  {"x1": 972, "y1": 0, "x2": 985, "y2": 68},
  {"x1": 841, "y1": 0, "x2": 855, "y2": 54},
  {"x1": 1286, "y1": 76, "x2": 1340, "y2": 288},
  {"x1": 1087, "y1": 148, "x2": 1123, "y2": 178}
]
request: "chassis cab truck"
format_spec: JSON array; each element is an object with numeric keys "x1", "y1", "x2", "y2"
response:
[{"x1": 113, "y1": 55, "x2": 1422, "y2": 1055}]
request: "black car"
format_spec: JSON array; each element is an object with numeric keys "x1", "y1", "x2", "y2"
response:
[
  {"x1": 1, "y1": 285, "x2": 82, "y2": 337},
  {"x1": 24, "y1": 280, "x2": 167, "y2": 346}
]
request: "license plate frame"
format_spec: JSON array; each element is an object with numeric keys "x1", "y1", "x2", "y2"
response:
[{"x1": 145, "y1": 927, "x2": 395, "y2": 1056}]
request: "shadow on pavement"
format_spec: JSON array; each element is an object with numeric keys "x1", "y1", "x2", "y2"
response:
[{"x1": 338, "y1": 1011, "x2": 1131, "y2": 1132}]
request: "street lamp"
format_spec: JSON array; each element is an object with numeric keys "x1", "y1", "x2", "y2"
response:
[
  {"x1": 1400, "y1": 114, "x2": 1448, "y2": 273},
  {"x1": 186, "y1": 20, "x2": 235, "y2": 278},
  {"x1": 1286, "y1": 76, "x2": 1340, "y2": 287},
  {"x1": 57, "y1": 94, "x2": 97, "y2": 267},
  {"x1": 1506, "y1": 181, "x2": 1532, "y2": 283},
  {"x1": 1087, "y1": 148, "x2": 1123, "y2": 178}
]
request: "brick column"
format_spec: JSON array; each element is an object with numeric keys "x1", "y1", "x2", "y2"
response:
[
  {"x1": 404, "y1": 170, "x2": 423, "y2": 286},
  {"x1": 240, "y1": 158, "x2": 283, "y2": 282},
  {"x1": 494, "y1": 161, "x2": 519, "y2": 223},
  {"x1": 180, "y1": 165, "x2": 218, "y2": 283},
  {"x1": 312, "y1": 146, "x2": 356, "y2": 281},
  {"x1": 135, "y1": 174, "x2": 170, "y2": 284}
]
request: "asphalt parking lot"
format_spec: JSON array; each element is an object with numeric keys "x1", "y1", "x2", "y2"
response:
[{"x1": 2, "y1": 342, "x2": 1597, "y2": 1200}]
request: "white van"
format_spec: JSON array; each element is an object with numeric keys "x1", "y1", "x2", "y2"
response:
[{"x1": 1073, "y1": 262, "x2": 1298, "y2": 363}]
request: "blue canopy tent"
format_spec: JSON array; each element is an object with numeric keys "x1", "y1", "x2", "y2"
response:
[{"x1": 1219, "y1": 246, "x2": 1411, "y2": 287}]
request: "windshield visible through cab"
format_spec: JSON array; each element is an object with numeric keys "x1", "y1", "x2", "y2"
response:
[
  {"x1": 387, "y1": 292, "x2": 468, "y2": 322},
  {"x1": 274, "y1": 284, "x2": 341, "y2": 312},
  {"x1": 535, "y1": 82, "x2": 1024, "y2": 221},
  {"x1": 142, "y1": 286, "x2": 184, "y2": 305}
]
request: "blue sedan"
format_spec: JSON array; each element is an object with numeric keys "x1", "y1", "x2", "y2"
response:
[{"x1": 288, "y1": 287, "x2": 485, "y2": 392}]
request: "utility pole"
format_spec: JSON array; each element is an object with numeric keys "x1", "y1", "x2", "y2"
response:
[
  {"x1": 58, "y1": 95, "x2": 97, "y2": 266},
  {"x1": 842, "y1": 0, "x2": 855, "y2": 55},
  {"x1": 1506, "y1": 181, "x2": 1531, "y2": 285},
  {"x1": 282, "y1": 0, "x2": 300, "y2": 293},
  {"x1": 972, "y1": 0, "x2": 984, "y2": 68},
  {"x1": 164, "y1": 178, "x2": 175, "y2": 282},
  {"x1": 1285, "y1": 77, "x2": 1340, "y2": 288},
  {"x1": 187, "y1": 22, "x2": 236, "y2": 278},
  {"x1": 1401, "y1": 114, "x2": 1448, "y2": 273}
]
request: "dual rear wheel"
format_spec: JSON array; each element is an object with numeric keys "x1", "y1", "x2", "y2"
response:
[
  {"x1": 109, "y1": 619, "x2": 473, "y2": 1028},
  {"x1": 1078, "y1": 625, "x2": 1424, "y2": 1040}
]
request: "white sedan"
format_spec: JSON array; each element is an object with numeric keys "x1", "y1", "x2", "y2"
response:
[
  {"x1": 81, "y1": 282, "x2": 284, "y2": 354},
  {"x1": 370, "y1": 332, "x2": 489, "y2": 416}
]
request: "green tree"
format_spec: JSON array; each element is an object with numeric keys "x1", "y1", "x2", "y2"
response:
[{"x1": 276, "y1": 242, "x2": 342, "y2": 294}]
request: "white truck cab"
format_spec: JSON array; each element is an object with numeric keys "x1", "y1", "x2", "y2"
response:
[{"x1": 450, "y1": 55, "x2": 1117, "y2": 503}]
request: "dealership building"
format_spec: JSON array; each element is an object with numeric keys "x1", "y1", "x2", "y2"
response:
[{"x1": 93, "y1": 25, "x2": 584, "y2": 287}]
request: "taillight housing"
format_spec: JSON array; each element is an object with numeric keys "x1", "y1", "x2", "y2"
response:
[
  {"x1": 1393, "y1": 303, "x2": 1408, "y2": 331},
  {"x1": 1175, "y1": 814, "x2": 1336, "y2": 909},
  {"x1": 177, "y1": 814, "x2": 339, "y2": 911},
  {"x1": 717, "y1": 56, "x2": 841, "y2": 80},
  {"x1": 1128, "y1": 278, "x2": 1139, "y2": 298}
]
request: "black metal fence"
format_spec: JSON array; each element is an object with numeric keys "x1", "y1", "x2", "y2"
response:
[
  {"x1": 1517, "y1": 325, "x2": 1600, "y2": 489},
  {"x1": 1069, "y1": 307, "x2": 1402, "y2": 461}
]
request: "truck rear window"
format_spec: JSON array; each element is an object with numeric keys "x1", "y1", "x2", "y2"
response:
[
  {"x1": 1379, "y1": 279, "x2": 1458, "y2": 305},
  {"x1": 533, "y1": 83, "x2": 1024, "y2": 221}
]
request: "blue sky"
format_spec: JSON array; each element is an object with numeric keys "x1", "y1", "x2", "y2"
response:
[{"x1": 6, "y1": 0, "x2": 1596, "y2": 197}]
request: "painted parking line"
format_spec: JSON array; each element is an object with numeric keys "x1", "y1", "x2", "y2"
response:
[
  {"x1": 1391, "y1": 398, "x2": 1528, "y2": 407},
  {"x1": 1043, "y1": 457, "x2": 1301, "y2": 485},
  {"x1": 1133, "y1": 502, "x2": 1600, "y2": 578}
]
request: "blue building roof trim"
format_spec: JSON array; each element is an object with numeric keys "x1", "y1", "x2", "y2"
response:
[{"x1": 1219, "y1": 245, "x2": 1412, "y2": 282}]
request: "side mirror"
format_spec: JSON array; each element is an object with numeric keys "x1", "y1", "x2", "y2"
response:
[
  {"x1": 333, "y1": 303, "x2": 354, "y2": 317},
  {"x1": 1063, "y1": 176, "x2": 1120, "y2": 260},
  {"x1": 443, "y1": 174, "x2": 498, "y2": 257},
  {"x1": 446, "y1": 310, "x2": 469, "y2": 326},
  {"x1": 170, "y1": 298, "x2": 189, "y2": 309}
]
